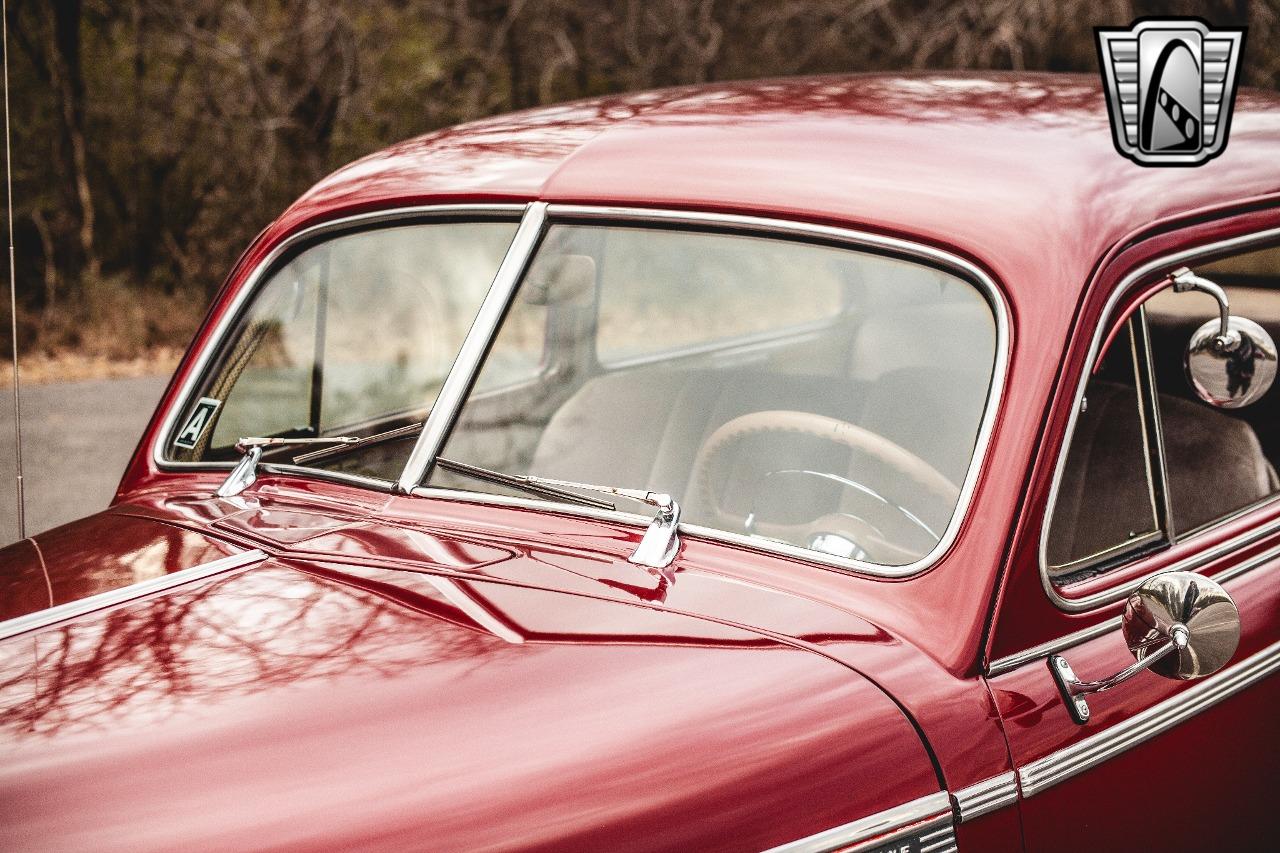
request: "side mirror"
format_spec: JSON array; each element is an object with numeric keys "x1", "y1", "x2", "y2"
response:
[
  {"x1": 1049, "y1": 571, "x2": 1240, "y2": 724},
  {"x1": 1173, "y1": 267, "x2": 1278, "y2": 408}
]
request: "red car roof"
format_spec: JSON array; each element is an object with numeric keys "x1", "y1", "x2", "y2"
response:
[{"x1": 273, "y1": 72, "x2": 1280, "y2": 297}]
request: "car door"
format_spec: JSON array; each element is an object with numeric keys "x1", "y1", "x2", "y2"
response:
[{"x1": 985, "y1": 218, "x2": 1280, "y2": 851}]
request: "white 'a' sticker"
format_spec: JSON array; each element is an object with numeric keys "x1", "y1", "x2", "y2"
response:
[{"x1": 173, "y1": 397, "x2": 221, "y2": 449}]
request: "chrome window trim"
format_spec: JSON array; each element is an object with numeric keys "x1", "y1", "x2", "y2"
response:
[
  {"x1": 0, "y1": 548, "x2": 268, "y2": 641},
  {"x1": 397, "y1": 202, "x2": 548, "y2": 492},
  {"x1": 1018, "y1": 636, "x2": 1280, "y2": 797},
  {"x1": 951, "y1": 770, "x2": 1019, "y2": 822},
  {"x1": 411, "y1": 203, "x2": 1011, "y2": 579},
  {"x1": 990, "y1": 538, "x2": 1280, "y2": 675},
  {"x1": 760, "y1": 791, "x2": 956, "y2": 853},
  {"x1": 149, "y1": 203, "x2": 527, "y2": 482},
  {"x1": 1039, "y1": 225, "x2": 1280, "y2": 612}
]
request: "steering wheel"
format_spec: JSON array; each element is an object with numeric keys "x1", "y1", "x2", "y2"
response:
[{"x1": 685, "y1": 410, "x2": 960, "y2": 562}]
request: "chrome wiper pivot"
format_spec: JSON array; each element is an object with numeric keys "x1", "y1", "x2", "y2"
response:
[
  {"x1": 435, "y1": 457, "x2": 682, "y2": 569},
  {"x1": 217, "y1": 436, "x2": 360, "y2": 498}
]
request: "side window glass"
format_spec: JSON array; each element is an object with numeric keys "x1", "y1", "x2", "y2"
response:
[
  {"x1": 1046, "y1": 318, "x2": 1162, "y2": 575},
  {"x1": 1145, "y1": 245, "x2": 1280, "y2": 534}
]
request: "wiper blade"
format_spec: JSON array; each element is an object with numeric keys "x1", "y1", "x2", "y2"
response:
[
  {"x1": 292, "y1": 422, "x2": 423, "y2": 465},
  {"x1": 434, "y1": 457, "x2": 617, "y2": 511},
  {"x1": 433, "y1": 457, "x2": 683, "y2": 569},
  {"x1": 237, "y1": 435, "x2": 362, "y2": 452}
]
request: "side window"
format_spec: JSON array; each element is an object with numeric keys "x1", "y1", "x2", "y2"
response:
[
  {"x1": 1046, "y1": 318, "x2": 1162, "y2": 574},
  {"x1": 1145, "y1": 245, "x2": 1280, "y2": 533},
  {"x1": 594, "y1": 228, "x2": 846, "y2": 363},
  {"x1": 1048, "y1": 240, "x2": 1280, "y2": 582}
]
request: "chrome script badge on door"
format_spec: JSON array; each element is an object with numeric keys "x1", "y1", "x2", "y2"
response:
[{"x1": 1096, "y1": 18, "x2": 1246, "y2": 166}]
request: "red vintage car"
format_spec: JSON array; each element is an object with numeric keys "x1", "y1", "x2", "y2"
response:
[{"x1": 1, "y1": 73, "x2": 1278, "y2": 852}]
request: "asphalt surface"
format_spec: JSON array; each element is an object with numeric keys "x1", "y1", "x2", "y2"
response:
[{"x1": 0, "y1": 375, "x2": 169, "y2": 545}]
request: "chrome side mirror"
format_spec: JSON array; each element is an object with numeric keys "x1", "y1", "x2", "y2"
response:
[
  {"x1": 1049, "y1": 571, "x2": 1240, "y2": 724},
  {"x1": 1173, "y1": 268, "x2": 1277, "y2": 408}
]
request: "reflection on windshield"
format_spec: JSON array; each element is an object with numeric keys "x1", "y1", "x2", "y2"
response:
[
  {"x1": 427, "y1": 223, "x2": 997, "y2": 567},
  {"x1": 167, "y1": 220, "x2": 518, "y2": 481}
]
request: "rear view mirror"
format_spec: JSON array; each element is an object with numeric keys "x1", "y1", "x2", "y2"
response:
[{"x1": 1173, "y1": 268, "x2": 1277, "y2": 408}]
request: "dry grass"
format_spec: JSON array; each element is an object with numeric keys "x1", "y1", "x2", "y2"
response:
[
  {"x1": 0, "y1": 347, "x2": 183, "y2": 387},
  {"x1": 2, "y1": 274, "x2": 202, "y2": 386}
]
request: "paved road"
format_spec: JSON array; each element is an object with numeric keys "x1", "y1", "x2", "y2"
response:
[{"x1": 0, "y1": 375, "x2": 169, "y2": 545}]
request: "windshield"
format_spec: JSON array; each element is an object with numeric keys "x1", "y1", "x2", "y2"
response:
[
  {"x1": 424, "y1": 223, "x2": 999, "y2": 567},
  {"x1": 165, "y1": 219, "x2": 519, "y2": 480}
]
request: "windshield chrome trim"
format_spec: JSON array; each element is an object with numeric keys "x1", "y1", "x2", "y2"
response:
[
  {"x1": 760, "y1": 791, "x2": 955, "y2": 853},
  {"x1": 149, "y1": 203, "x2": 526, "y2": 477},
  {"x1": 397, "y1": 202, "x2": 548, "y2": 492},
  {"x1": 411, "y1": 204, "x2": 1010, "y2": 579},
  {"x1": 153, "y1": 201, "x2": 1008, "y2": 580},
  {"x1": 0, "y1": 548, "x2": 268, "y2": 641},
  {"x1": 1039, "y1": 225, "x2": 1280, "y2": 612}
]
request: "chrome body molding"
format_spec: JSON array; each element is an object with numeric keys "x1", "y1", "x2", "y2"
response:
[
  {"x1": 989, "y1": 540, "x2": 1280, "y2": 675},
  {"x1": 1039, "y1": 225, "x2": 1280, "y2": 612},
  {"x1": 760, "y1": 791, "x2": 955, "y2": 853},
  {"x1": 0, "y1": 548, "x2": 268, "y2": 641},
  {"x1": 951, "y1": 771, "x2": 1019, "y2": 823},
  {"x1": 1019, "y1": 637, "x2": 1280, "y2": 797}
]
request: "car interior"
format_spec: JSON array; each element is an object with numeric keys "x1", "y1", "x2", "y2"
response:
[{"x1": 425, "y1": 225, "x2": 998, "y2": 566}]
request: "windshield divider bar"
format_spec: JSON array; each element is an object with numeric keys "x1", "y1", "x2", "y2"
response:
[{"x1": 395, "y1": 201, "x2": 548, "y2": 494}]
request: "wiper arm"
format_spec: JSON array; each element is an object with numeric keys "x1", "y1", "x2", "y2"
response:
[
  {"x1": 434, "y1": 457, "x2": 617, "y2": 511},
  {"x1": 217, "y1": 435, "x2": 361, "y2": 497},
  {"x1": 292, "y1": 422, "x2": 423, "y2": 466},
  {"x1": 434, "y1": 457, "x2": 682, "y2": 569}
]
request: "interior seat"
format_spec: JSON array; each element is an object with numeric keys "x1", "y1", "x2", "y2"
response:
[
  {"x1": 531, "y1": 295, "x2": 997, "y2": 533},
  {"x1": 1047, "y1": 381, "x2": 1277, "y2": 572},
  {"x1": 529, "y1": 367, "x2": 865, "y2": 498}
]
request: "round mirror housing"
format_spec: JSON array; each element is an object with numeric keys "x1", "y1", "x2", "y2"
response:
[
  {"x1": 1122, "y1": 571, "x2": 1241, "y2": 680},
  {"x1": 1186, "y1": 315, "x2": 1278, "y2": 409}
]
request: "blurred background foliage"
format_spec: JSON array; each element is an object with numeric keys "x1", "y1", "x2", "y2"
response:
[{"x1": 0, "y1": 0, "x2": 1275, "y2": 375}]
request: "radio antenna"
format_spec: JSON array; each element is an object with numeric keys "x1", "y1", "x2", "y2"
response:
[{"x1": 2, "y1": 0, "x2": 25, "y2": 540}]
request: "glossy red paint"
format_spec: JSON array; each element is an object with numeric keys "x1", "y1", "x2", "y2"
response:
[
  {"x1": 0, "y1": 502, "x2": 940, "y2": 851},
  {"x1": 3, "y1": 73, "x2": 1280, "y2": 850}
]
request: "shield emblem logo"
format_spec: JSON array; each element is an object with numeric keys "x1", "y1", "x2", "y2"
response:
[{"x1": 1096, "y1": 18, "x2": 1246, "y2": 166}]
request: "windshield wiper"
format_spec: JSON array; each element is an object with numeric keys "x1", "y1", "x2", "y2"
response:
[
  {"x1": 217, "y1": 435, "x2": 361, "y2": 497},
  {"x1": 434, "y1": 457, "x2": 682, "y2": 569},
  {"x1": 291, "y1": 422, "x2": 423, "y2": 466}
]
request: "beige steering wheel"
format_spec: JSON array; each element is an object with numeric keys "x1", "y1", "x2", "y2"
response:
[{"x1": 686, "y1": 410, "x2": 960, "y2": 560}]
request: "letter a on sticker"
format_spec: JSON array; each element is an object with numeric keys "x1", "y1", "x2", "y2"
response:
[{"x1": 173, "y1": 397, "x2": 221, "y2": 449}]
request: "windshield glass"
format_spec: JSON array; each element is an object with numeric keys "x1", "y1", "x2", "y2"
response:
[
  {"x1": 425, "y1": 223, "x2": 998, "y2": 567},
  {"x1": 165, "y1": 219, "x2": 518, "y2": 481}
]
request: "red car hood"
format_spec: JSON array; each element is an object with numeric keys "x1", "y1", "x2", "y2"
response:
[{"x1": 0, "y1": 497, "x2": 941, "y2": 852}]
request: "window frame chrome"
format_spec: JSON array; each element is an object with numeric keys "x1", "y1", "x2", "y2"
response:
[
  {"x1": 152, "y1": 202, "x2": 1009, "y2": 580},
  {"x1": 150, "y1": 203, "x2": 529, "y2": 494},
  {"x1": 408, "y1": 203, "x2": 1012, "y2": 580},
  {"x1": 1039, "y1": 224, "x2": 1280, "y2": 613}
]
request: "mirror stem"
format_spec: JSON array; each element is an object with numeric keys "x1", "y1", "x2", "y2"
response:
[
  {"x1": 1171, "y1": 267, "x2": 1237, "y2": 349},
  {"x1": 1049, "y1": 624, "x2": 1188, "y2": 724}
]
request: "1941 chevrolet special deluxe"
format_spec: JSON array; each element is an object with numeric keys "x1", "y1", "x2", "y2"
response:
[{"x1": 2, "y1": 74, "x2": 1279, "y2": 852}]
